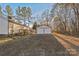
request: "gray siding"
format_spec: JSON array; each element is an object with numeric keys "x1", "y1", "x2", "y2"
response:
[{"x1": 0, "y1": 16, "x2": 8, "y2": 35}]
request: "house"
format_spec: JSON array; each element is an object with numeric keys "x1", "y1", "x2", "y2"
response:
[
  {"x1": 0, "y1": 16, "x2": 34, "y2": 36},
  {"x1": 9, "y1": 19, "x2": 29, "y2": 35}
]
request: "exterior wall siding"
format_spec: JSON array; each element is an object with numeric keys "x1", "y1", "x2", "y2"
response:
[{"x1": 0, "y1": 16, "x2": 8, "y2": 35}]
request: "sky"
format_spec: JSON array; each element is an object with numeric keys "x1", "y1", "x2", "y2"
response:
[
  {"x1": 0, "y1": 3, "x2": 53, "y2": 16},
  {"x1": 0, "y1": 3, "x2": 54, "y2": 27}
]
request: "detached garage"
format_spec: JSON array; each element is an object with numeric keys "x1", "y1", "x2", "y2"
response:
[{"x1": 37, "y1": 25, "x2": 51, "y2": 34}]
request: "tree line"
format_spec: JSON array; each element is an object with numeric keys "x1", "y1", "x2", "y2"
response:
[
  {"x1": 50, "y1": 3, "x2": 79, "y2": 35},
  {"x1": 0, "y1": 5, "x2": 32, "y2": 27}
]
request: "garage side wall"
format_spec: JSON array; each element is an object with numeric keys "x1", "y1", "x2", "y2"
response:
[{"x1": 0, "y1": 16, "x2": 8, "y2": 35}]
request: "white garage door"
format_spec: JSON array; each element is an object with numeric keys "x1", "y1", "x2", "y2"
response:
[{"x1": 37, "y1": 26, "x2": 51, "y2": 34}]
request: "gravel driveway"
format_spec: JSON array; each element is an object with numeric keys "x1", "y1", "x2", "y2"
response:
[{"x1": 0, "y1": 34, "x2": 69, "y2": 56}]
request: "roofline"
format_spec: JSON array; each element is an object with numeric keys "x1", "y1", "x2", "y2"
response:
[
  {"x1": 8, "y1": 19, "x2": 35, "y2": 32},
  {"x1": 8, "y1": 19, "x2": 29, "y2": 28}
]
